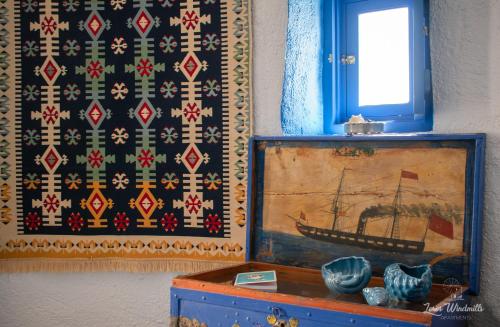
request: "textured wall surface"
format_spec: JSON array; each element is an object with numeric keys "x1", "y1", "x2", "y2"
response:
[
  {"x1": 0, "y1": 273, "x2": 176, "y2": 327},
  {"x1": 280, "y1": 0, "x2": 324, "y2": 135},
  {"x1": 431, "y1": 0, "x2": 500, "y2": 325},
  {"x1": 1, "y1": 0, "x2": 500, "y2": 326},
  {"x1": 253, "y1": 0, "x2": 287, "y2": 136}
]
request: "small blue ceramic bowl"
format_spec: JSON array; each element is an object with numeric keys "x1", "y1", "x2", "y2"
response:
[
  {"x1": 362, "y1": 287, "x2": 390, "y2": 306},
  {"x1": 321, "y1": 256, "x2": 372, "y2": 294},
  {"x1": 384, "y1": 263, "x2": 432, "y2": 302}
]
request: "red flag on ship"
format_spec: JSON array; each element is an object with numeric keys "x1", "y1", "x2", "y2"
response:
[
  {"x1": 401, "y1": 170, "x2": 419, "y2": 180},
  {"x1": 429, "y1": 213, "x2": 454, "y2": 239}
]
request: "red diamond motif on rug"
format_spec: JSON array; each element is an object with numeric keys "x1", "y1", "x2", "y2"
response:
[
  {"x1": 183, "y1": 55, "x2": 199, "y2": 78},
  {"x1": 87, "y1": 190, "x2": 107, "y2": 218},
  {"x1": 86, "y1": 102, "x2": 105, "y2": 127},
  {"x1": 138, "y1": 102, "x2": 154, "y2": 125},
  {"x1": 137, "y1": 191, "x2": 156, "y2": 216},
  {"x1": 87, "y1": 14, "x2": 104, "y2": 38},
  {"x1": 42, "y1": 147, "x2": 61, "y2": 171},
  {"x1": 135, "y1": 10, "x2": 152, "y2": 34},
  {"x1": 184, "y1": 147, "x2": 200, "y2": 170},
  {"x1": 41, "y1": 58, "x2": 60, "y2": 82}
]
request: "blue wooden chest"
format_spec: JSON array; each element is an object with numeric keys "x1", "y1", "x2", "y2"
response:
[{"x1": 170, "y1": 135, "x2": 485, "y2": 327}]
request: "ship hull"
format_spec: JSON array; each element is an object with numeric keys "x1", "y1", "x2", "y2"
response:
[{"x1": 296, "y1": 221, "x2": 425, "y2": 254}]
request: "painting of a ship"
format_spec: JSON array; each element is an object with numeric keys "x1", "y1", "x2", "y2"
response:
[
  {"x1": 289, "y1": 166, "x2": 458, "y2": 255},
  {"x1": 296, "y1": 168, "x2": 446, "y2": 254},
  {"x1": 252, "y1": 138, "x2": 479, "y2": 283},
  {"x1": 294, "y1": 168, "x2": 440, "y2": 254}
]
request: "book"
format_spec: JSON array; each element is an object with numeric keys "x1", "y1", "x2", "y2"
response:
[{"x1": 234, "y1": 270, "x2": 277, "y2": 292}]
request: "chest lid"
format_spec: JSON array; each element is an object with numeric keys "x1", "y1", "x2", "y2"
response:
[{"x1": 246, "y1": 135, "x2": 485, "y2": 295}]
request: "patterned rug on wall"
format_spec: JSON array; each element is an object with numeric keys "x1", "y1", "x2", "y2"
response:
[{"x1": 0, "y1": 0, "x2": 251, "y2": 272}]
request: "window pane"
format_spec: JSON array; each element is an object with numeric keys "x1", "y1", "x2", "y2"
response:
[{"x1": 358, "y1": 7, "x2": 410, "y2": 107}]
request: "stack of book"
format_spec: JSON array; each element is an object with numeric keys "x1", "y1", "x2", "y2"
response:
[{"x1": 234, "y1": 270, "x2": 277, "y2": 292}]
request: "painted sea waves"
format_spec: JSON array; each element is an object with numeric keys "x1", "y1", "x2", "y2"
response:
[{"x1": 255, "y1": 230, "x2": 466, "y2": 284}]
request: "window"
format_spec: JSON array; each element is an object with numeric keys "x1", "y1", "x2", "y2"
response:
[{"x1": 323, "y1": 0, "x2": 432, "y2": 134}]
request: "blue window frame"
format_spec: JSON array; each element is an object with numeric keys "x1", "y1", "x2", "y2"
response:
[{"x1": 323, "y1": 0, "x2": 433, "y2": 134}]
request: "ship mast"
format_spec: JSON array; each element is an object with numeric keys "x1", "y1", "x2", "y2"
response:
[
  {"x1": 331, "y1": 168, "x2": 346, "y2": 231},
  {"x1": 390, "y1": 175, "x2": 403, "y2": 239}
]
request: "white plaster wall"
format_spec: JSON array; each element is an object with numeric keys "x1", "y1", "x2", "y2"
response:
[
  {"x1": 1, "y1": 0, "x2": 500, "y2": 326},
  {"x1": 0, "y1": 273, "x2": 176, "y2": 327},
  {"x1": 253, "y1": 0, "x2": 287, "y2": 135},
  {"x1": 431, "y1": 1, "x2": 500, "y2": 326}
]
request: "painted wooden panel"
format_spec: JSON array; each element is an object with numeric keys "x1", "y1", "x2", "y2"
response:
[{"x1": 247, "y1": 135, "x2": 485, "y2": 294}]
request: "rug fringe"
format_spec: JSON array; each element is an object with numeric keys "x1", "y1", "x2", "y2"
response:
[{"x1": 0, "y1": 259, "x2": 236, "y2": 273}]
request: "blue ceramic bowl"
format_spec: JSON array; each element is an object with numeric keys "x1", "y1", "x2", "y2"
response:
[
  {"x1": 321, "y1": 256, "x2": 372, "y2": 294},
  {"x1": 384, "y1": 263, "x2": 432, "y2": 302},
  {"x1": 362, "y1": 287, "x2": 390, "y2": 306}
]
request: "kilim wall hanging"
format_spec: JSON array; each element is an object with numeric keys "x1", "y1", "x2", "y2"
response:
[{"x1": 0, "y1": 0, "x2": 252, "y2": 272}]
